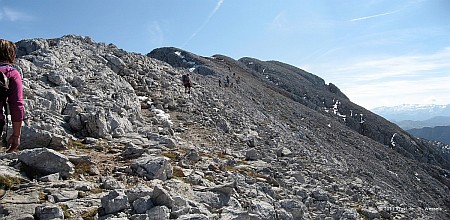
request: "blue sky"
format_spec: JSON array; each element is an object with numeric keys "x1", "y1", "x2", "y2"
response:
[{"x1": 1, "y1": 0, "x2": 449, "y2": 109}]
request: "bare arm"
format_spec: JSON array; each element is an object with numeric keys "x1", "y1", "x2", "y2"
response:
[{"x1": 6, "y1": 121, "x2": 22, "y2": 152}]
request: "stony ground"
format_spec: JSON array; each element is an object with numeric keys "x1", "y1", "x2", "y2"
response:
[{"x1": 0, "y1": 35, "x2": 448, "y2": 219}]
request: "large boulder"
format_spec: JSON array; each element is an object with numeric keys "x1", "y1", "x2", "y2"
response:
[
  {"x1": 20, "y1": 127, "x2": 69, "y2": 150},
  {"x1": 34, "y1": 204, "x2": 64, "y2": 220},
  {"x1": 18, "y1": 148, "x2": 75, "y2": 178},
  {"x1": 131, "y1": 156, "x2": 173, "y2": 181},
  {"x1": 100, "y1": 189, "x2": 130, "y2": 215}
]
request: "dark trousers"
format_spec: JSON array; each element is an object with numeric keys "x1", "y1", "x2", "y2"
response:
[{"x1": 0, "y1": 119, "x2": 5, "y2": 146}]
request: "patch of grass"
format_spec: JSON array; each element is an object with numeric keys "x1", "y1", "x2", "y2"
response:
[
  {"x1": 199, "y1": 150, "x2": 230, "y2": 161},
  {"x1": 198, "y1": 151, "x2": 214, "y2": 158},
  {"x1": 224, "y1": 166, "x2": 268, "y2": 180},
  {"x1": 76, "y1": 163, "x2": 92, "y2": 173},
  {"x1": 0, "y1": 175, "x2": 21, "y2": 189},
  {"x1": 78, "y1": 191, "x2": 87, "y2": 198},
  {"x1": 81, "y1": 208, "x2": 98, "y2": 220},
  {"x1": 236, "y1": 167, "x2": 254, "y2": 175},
  {"x1": 173, "y1": 176, "x2": 190, "y2": 184},
  {"x1": 216, "y1": 151, "x2": 229, "y2": 159},
  {"x1": 173, "y1": 166, "x2": 185, "y2": 177},
  {"x1": 39, "y1": 192, "x2": 47, "y2": 203},
  {"x1": 60, "y1": 204, "x2": 71, "y2": 219},
  {"x1": 224, "y1": 165, "x2": 239, "y2": 172},
  {"x1": 100, "y1": 140, "x2": 118, "y2": 152},
  {"x1": 204, "y1": 175, "x2": 215, "y2": 183},
  {"x1": 356, "y1": 206, "x2": 369, "y2": 220},
  {"x1": 73, "y1": 162, "x2": 93, "y2": 179},
  {"x1": 237, "y1": 160, "x2": 248, "y2": 165},
  {"x1": 68, "y1": 139, "x2": 89, "y2": 149},
  {"x1": 90, "y1": 187, "x2": 103, "y2": 194},
  {"x1": 161, "y1": 150, "x2": 182, "y2": 161}
]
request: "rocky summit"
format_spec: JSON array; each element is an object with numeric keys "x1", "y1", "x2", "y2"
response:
[{"x1": 0, "y1": 35, "x2": 449, "y2": 219}]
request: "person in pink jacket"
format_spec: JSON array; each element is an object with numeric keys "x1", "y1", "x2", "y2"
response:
[{"x1": 0, "y1": 39, "x2": 25, "y2": 153}]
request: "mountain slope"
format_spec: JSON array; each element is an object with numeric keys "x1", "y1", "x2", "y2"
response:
[
  {"x1": 408, "y1": 126, "x2": 450, "y2": 145},
  {"x1": 236, "y1": 56, "x2": 450, "y2": 171},
  {"x1": 0, "y1": 36, "x2": 448, "y2": 219},
  {"x1": 149, "y1": 47, "x2": 450, "y2": 217}
]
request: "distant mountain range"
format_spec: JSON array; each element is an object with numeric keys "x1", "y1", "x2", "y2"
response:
[
  {"x1": 407, "y1": 126, "x2": 450, "y2": 145},
  {"x1": 372, "y1": 104, "x2": 450, "y2": 145},
  {"x1": 396, "y1": 116, "x2": 450, "y2": 130},
  {"x1": 372, "y1": 104, "x2": 450, "y2": 122}
]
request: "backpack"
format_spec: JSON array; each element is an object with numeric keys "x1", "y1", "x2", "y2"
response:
[
  {"x1": 181, "y1": 74, "x2": 190, "y2": 84},
  {"x1": 0, "y1": 68, "x2": 10, "y2": 103},
  {"x1": 0, "y1": 68, "x2": 10, "y2": 146}
]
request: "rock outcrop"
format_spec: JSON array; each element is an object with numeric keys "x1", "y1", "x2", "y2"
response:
[{"x1": 0, "y1": 35, "x2": 448, "y2": 219}]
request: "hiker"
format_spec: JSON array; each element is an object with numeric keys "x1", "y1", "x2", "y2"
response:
[
  {"x1": 181, "y1": 73, "x2": 191, "y2": 94},
  {"x1": 226, "y1": 75, "x2": 230, "y2": 87},
  {"x1": 0, "y1": 39, "x2": 25, "y2": 153},
  {"x1": 219, "y1": 79, "x2": 222, "y2": 87}
]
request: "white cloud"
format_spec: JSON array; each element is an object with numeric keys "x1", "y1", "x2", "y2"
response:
[
  {"x1": 183, "y1": 0, "x2": 224, "y2": 47},
  {"x1": 147, "y1": 21, "x2": 164, "y2": 46},
  {"x1": 311, "y1": 47, "x2": 450, "y2": 109},
  {"x1": 0, "y1": 7, "x2": 34, "y2": 22},
  {"x1": 344, "y1": 75, "x2": 450, "y2": 109},
  {"x1": 350, "y1": 10, "x2": 399, "y2": 22},
  {"x1": 350, "y1": 0, "x2": 425, "y2": 22},
  {"x1": 213, "y1": 0, "x2": 225, "y2": 12},
  {"x1": 270, "y1": 11, "x2": 289, "y2": 30},
  {"x1": 334, "y1": 48, "x2": 450, "y2": 82}
]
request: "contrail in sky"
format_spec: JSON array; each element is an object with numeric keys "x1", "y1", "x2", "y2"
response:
[
  {"x1": 350, "y1": 10, "x2": 398, "y2": 22},
  {"x1": 1, "y1": 6, "x2": 34, "y2": 22},
  {"x1": 183, "y1": 0, "x2": 224, "y2": 47}
]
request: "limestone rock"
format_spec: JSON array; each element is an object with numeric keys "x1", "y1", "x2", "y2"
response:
[
  {"x1": 245, "y1": 148, "x2": 261, "y2": 161},
  {"x1": 100, "y1": 189, "x2": 130, "y2": 215},
  {"x1": 177, "y1": 214, "x2": 209, "y2": 220},
  {"x1": 18, "y1": 148, "x2": 75, "y2": 178},
  {"x1": 132, "y1": 196, "x2": 154, "y2": 214},
  {"x1": 145, "y1": 205, "x2": 170, "y2": 219},
  {"x1": 131, "y1": 156, "x2": 173, "y2": 181},
  {"x1": 126, "y1": 185, "x2": 154, "y2": 204},
  {"x1": 34, "y1": 204, "x2": 64, "y2": 220},
  {"x1": 152, "y1": 185, "x2": 174, "y2": 208}
]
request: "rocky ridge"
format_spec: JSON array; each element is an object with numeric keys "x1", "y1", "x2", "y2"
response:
[{"x1": 0, "y1": 35, "x2": 448, "y2": 219}]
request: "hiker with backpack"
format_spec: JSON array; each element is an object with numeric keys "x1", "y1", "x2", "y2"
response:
[
  {"x1": 181, "y1": 73, "x2": 191, "y2": 94},
  {"x1": 0, "y1": 39, "x2": 25, "y2": 153}
]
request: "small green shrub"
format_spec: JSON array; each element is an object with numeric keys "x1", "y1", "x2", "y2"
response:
[
  {"x1": 173, "y1": 166, "x2": 185, "y2": 177},
  {"x1": 0, "y1": 175, "x2": 21, "y2": 189},
  {"x1": 75, "y1": 163, "x2": 92, "y2": 174},
  {"x1": 162, "y1": 150, "x2": 184, "y2": 161},
  {"x1": 68, "y1": 139, "x2": 89, "y2": 149},
  {"x1": 60, "y1": 204, "x2": 71, "y2": 219},
  {"x1": 39, "y1": 192, "x2": 47, "y2": 203},
  {"x1": 90, "y1": 187, "x2": 104, "y2": 194},
  {"x1": 81, "y1": 208, "x2": 98, "y2": 220}
]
